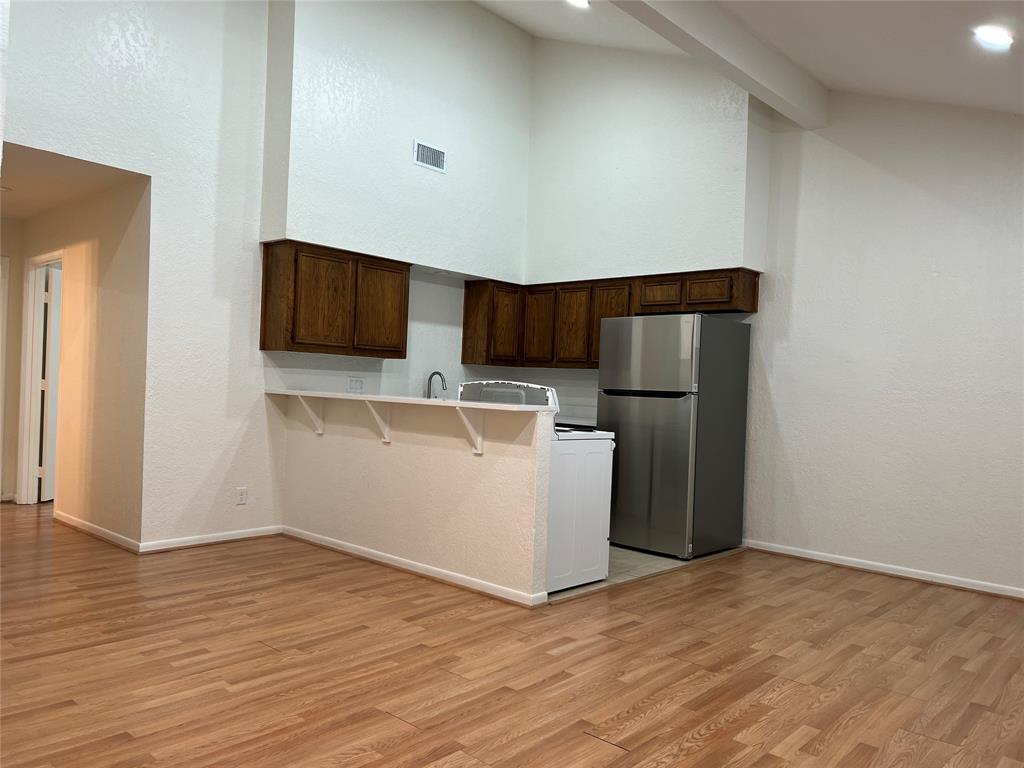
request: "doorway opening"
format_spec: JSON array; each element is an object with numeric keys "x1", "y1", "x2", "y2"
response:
[{"x1": 0, "y1": 143, "x2": 150, "y2": 545}]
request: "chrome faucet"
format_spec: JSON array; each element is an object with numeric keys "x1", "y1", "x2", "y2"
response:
[{"x1": 426, "y1": 370, "x2": 448, "y2": 399}]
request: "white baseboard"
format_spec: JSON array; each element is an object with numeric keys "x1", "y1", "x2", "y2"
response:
[
  {"x1": 744, "y1": 539, "x2": 1024, "y2": 600},
  {"x1": 138, "y1": 526, "x2": 284, "y2": 553},
  {"x1": 54, "y1": 510, "x2": 141, "y2": 553},
  {"x1": 282, "y1": 526, "x2": 547, "y2": 607},
  {"x1": 1, "y1": 493, "x2": 14, "y2": 502}
]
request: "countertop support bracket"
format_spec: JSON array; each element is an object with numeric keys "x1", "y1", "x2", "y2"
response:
[
  {"x1": 364, "y1": 401, "x2": 392, "y2": 444},
  {"x1": 296, "y1": 395, "x2": 324, "y2": 436},
  {"x1": 455, "y1": 407, "x2": 485, "y2": 455}
]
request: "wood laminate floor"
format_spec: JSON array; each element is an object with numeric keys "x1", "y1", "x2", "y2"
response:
[{"x1": 2, "y1": 502, "x2": 1022, "y2": 768}]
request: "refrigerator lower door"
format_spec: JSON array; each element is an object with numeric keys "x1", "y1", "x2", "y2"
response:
[{"x1": 598, "y1": 391, "x2": 697, "y2": 558}]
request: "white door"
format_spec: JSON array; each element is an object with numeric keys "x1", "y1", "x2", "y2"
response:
[{"x1": 40, "y1": 266, "x2": 62, "y2": 502}]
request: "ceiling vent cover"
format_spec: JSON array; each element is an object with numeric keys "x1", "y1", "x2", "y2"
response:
[{"x1": 414, "y1": 141, "x2": 446, "y2": 173}]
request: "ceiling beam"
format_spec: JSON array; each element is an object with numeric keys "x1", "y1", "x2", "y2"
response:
[{"x1": 611, "y1": 0, "x2": 829, "y2": 128}]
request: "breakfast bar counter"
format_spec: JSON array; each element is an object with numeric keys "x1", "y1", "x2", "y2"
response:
[{"x1": 266, "y1": 389, "x2": 556, "y2": 605}]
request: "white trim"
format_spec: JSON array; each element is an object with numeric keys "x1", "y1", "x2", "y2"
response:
[
  {"x1": 54, "y1": 509, "x2": 141, "y2": 552},
  {"x1": 283, "y1": 525, "x2": 548, "y2": 607},
  {"x1": 16, "y1": 251, "x2": 63, "y2": 504},
  {"x1": 744, "y1": 539, "x2": 1024, "y2": 600},
  {"x1": 1, "y1": 494, "x2": 14, "y2": 502},
  {"x1": 138, "y1": 526, "x2": 284, "y2": 553}
]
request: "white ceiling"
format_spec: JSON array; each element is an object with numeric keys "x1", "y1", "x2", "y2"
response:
[
  {"x1": 478, "y1": 0, "x2": 1024, "y2": 118},
  {"x1": 1, "y1": 143, "x2": 143, "y2": 220},
  {"x1": 479, "y1": 0, "x2": 684, "y2": 56},
  {"x1": 713, "y1": 1, "x2": 1024, "y2": 116}
]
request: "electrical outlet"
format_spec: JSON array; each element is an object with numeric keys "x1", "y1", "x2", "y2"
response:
[
  {"x1": 347, "y1": 376, "x2": 365, "y2": 394},
  {"x1": 235, "y1": 486, "x2": 248, "y2": 505}
]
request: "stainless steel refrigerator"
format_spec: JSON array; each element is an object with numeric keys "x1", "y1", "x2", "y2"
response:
[{"x1": 597, "y1": 314, "x2": 750, "y2": 559}]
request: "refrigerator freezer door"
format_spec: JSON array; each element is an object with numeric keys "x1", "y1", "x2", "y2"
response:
[
  {"x1": 598, "y1": 392, "x2": 697, "y2": 557},
  {"x1": 598, "y1": 314, "x2": 701, "y2": 393}
]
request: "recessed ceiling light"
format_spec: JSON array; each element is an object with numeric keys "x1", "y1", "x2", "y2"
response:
[
  {"x1": 974, "y1": 24, "x2": 1014, "y2": 51},
  {"x1": 565, "y1": 0, "x2": 590, "y2": 8}
]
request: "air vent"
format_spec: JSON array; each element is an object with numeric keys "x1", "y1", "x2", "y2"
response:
[{"x1": 414, "y1": 141, "x2": 446, "y2": 173}]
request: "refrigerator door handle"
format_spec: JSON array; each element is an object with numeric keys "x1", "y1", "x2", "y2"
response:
[{"x1": 601, "y1": 389, "x2": 692, "y2": 399}]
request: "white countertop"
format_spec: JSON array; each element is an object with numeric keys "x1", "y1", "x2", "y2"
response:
[{"x1": 265, "y1": 388, "x2": 557, "y2": 413}]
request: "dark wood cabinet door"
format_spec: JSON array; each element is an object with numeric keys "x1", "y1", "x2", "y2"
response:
[
  {"x1": 637, "y1": 275, "x2": 685, "y2": 313},
  {"x1": 554, "y1": 285, "x2": 591, "y2": 365},
  {"x1": 489, "y1": 284, "x2": 522, "y2": 364},
  {"x1": 523, "y1": 286, "x2": 556, "y2": 365},
  {"x1": 681, "y1": 270, "x2": 758, "y2": 312},
  {"x1": 590, "y1": 281, "x2": 631, "y2": 364},
  {"x1": 353, "y1": 258, "x2": 409, "y2": 353},
  {"x1": 686, "y1": 275, "x2": 732, "y2": 305},
  {"x1": 292, "y1": 250, "x2": 354, "y2": 347},
  {"x1": 461, "y1": 281, "x2": 492, "y2": 365}
]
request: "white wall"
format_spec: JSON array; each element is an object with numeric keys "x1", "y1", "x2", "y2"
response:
[
  {"x1": 525, "y1": 39, "x2": 750, "y2": 283},
  {"x1": 278, "y1": 1, "x2": 533, "y2": 283},
  {"x1": 742, "y1": 96, "x2": 773, "y2": 274},
  {"x1": 1, "y1": 218, "x2": 24, "y2": 498},
  {"x1": 273, "y1": 9, "x2": 760, "y2": 285},
  {"x1": 259, "y1": 0, "x2": 295, "y2": 241},
  {"x1": 6, "y1": 0, "x2": 280, "y2": 542},
  {"x1": 746, "y1": 93, "x2": 1024, "y2": 593},
  {"x1": 21, "y1": 180, "x2": 150, "y2": 541}
]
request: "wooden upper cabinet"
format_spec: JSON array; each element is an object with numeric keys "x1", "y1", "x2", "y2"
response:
[
  {"x1": 635, "y1": 269, "x2": 759, "y2": 314},
  {"x1": 523, "y1": 286, "x2": 556, "y2": 365},
  {"x1": 461, "y1": 280, "x2": 523, "y2": 365},
  {"x1": 293, "y1": 250, "x2": 354, "y2": 347},
  {"x1": 590, "y1": 281, "x2": 631, "y2": 365},
  {"x1": 353, "y1": 258, "x2": 409, "y2": 353},
  {"x1": 554, "y1": 285, "x2": 591, "y2": 366},
  {"x1": 260, "y1": 240, "x2": 409, "y2": 358},
  {"x1": 684, "y1": 269, "x2": 759, "y2": 312},
  {"x1": 489, "y1": 284, "x2": 523, "y2": 364}
]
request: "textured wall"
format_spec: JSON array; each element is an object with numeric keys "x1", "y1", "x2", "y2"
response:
[
  {"x1": 282, "y1": 1, "x2": 533, "y2": 283},
  {"x1": 279, "y1": 398, "x2": 552, "y2": 600},
  {"x1": 21, "y1": 180, "x2": 150, "y2": 541},
  {"x1": 525, "y1": 39, "x2": 749, "y2": 283},
  {"x1": 745, "y1": 94, "x2": 1024, "y2": 592},
  {"x1": 5, "y1": 0, "x2": 282, "y2": 541},
  {"x1": 1, "y1": 218, "x2": 25, "y2": 498}
]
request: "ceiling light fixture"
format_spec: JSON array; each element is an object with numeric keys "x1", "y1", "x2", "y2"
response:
[
  {"x1": 565, "y1": 0, "x2": 591, "y2": 9},
  {"x1": 973, "y1": 24, "x2": 1014, "y2": 51}
]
